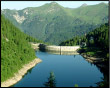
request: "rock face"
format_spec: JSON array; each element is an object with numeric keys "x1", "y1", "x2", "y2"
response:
[
  {"x1": 81, "y1": 53, "x2": 103, "y2": 63},
  {"x1": 2, "y1": 2, "x2": 108, "y2": 45},
  {"x1": 80, "y1": 3, "x2": 88, "y2": 7},
  {"x1": 13, "y1": 12, "x2": 26, "y2": 23},
  {"x1": 1, "y1": 58, "x2": 42, "y2": 87}
]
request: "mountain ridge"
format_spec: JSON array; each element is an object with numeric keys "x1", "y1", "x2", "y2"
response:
[{"x1": 2, "y1": 2, "x2": 108, "y2": 45}]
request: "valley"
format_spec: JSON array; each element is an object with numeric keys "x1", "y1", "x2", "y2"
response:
[
  {"x1": 2, "y1": 2, "x2": 108, "y2": 45},
  {"x1": 1, "y1": 1, "x2": 109, "y2": 87}
]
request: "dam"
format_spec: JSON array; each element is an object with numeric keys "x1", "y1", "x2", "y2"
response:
[{"x1": 30, "y1": 43, "x2": 80, "y2": 55}]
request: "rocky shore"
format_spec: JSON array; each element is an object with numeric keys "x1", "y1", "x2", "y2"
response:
[
  {"x1": 81, "y1": 53, "x2": 103, "y2": 64},
  {"x1": 81, "y1": 53, "x2": 108, "y2": 69},
  {"x1": 1, "y1": 58, "x2": 42, "y2": 87}
]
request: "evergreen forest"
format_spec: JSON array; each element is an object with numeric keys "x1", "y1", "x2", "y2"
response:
[
  {"x1": 59, "y1": 23, "x2": 109, "y2": 60},
  {"x1": 1, "y1": 15, "x2": 42, "y2": 82}
]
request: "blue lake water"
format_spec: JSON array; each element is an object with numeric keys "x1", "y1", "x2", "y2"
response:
[{"x1": 13, "y1": 51, "x2": 103, "y2": 87}]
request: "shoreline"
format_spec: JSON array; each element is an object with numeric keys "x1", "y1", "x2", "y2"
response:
[
  {"x1": 81, "y1": 53, "x2": 103, "y2": 64},
  {"x1": 80, "y1": 53, "x2": 108, "y2": 69},
  {"x1": 1, "y1": 58, "x2": 42, "y2": 87}
]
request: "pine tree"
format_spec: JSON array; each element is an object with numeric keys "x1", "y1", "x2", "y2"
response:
[{"x1": 44, "y1": 72, "x2": 56, "y2": 87}]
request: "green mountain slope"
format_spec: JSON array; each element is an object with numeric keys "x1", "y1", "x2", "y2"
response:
[
  {"x1": 59, "y1": 23, "x2": 109, "y2": 47},
  {"x1": 1, "y1": 15, "x2": 40, "y2": 82},
  {"x1": 59, "y1": 23, "x2": 109, "y2": 58},
  {"x1": 2, "y1": 2, "x2": 108, "y2": 45},
  {"x1": 59, "y1": 23, "x2": 109, "y2": 88}
]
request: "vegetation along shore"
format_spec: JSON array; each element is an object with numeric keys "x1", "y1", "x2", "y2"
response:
[
  {"x1": 1, "y1": 15, "x2": 43, "y2": 87},
  {"x1": 59, "y1": 23, "x2": 109, "y2": 87},
  {"x1": 1, "y1": 58, "x2": 42, "y2": 87}
]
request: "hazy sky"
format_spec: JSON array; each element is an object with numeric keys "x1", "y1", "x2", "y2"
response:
[{"x1": 1, "y1": 1, "x2": 108, "y2": 10}]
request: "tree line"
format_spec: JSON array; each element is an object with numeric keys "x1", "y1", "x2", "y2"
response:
[
  {"x1": 59, "y1": 23, "x2": 109, "y2": 59},
  {"x1": 1, "y1": 15, "x2": 43, "y2": 82}
]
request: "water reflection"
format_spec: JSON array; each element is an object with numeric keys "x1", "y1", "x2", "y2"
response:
[
  {"x1": 96, "y1": 76, "x2": 109, "y2": 87},
  {"x1": 12, "y1": 51, "x2": 106, "y2": 87},
  {"x1": 74, "y1": 55, "x2": 76, "y2": 58},
  {"x1": 10, "y1": 66, "x2": 35, "y2": 87},
  {"x1": 28, "y1": 67, "x2": 34, "y2": 74},
  {"x1": 95, "y1": 63, "x2": 109, "y2": 87},
  {"x1": 43, "y1": 50, "x2": 79, "y2": 55}
]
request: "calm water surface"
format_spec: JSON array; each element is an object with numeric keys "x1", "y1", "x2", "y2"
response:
[{"x1": 13, "y1": 51, "x2": 103, "y2": 87}]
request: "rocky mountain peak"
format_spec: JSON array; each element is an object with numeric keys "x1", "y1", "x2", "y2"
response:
[
  {"x1": 80, "y1": 3, "x2": 88, "y2": 7},
  {"x1": 51, "y1": 2, "x2": 58, "y2": 5},
  {"x1": 48, "y1": 2, "x2": 60, "y2": 8}
]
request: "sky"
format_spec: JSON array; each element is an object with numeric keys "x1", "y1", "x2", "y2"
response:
[{"x1": 1, "y1": 1, "x2": 108, "y2": 10}]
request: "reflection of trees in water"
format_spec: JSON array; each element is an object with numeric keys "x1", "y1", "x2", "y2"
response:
[
  {"x1": 86, "y1": 61, "x2": 109, "y2": 87},
  {"x1": 44, "y1": 72, "x2": 56, "y2": 87},
  {"x1": 28, "y1": 67, "x2": 34, "y2": 74},
  {"x1": 95, "y1": 72, "x2": 109, "y2": 87},
  {"x1": 21, "y1": 67, "x2": 34, "y2": 79},
  {"x1": 96, "y1": 76, "x2": 109, "y2": 87},
  {"x1": 94, "y1": 63, "x2": 109, "y2": 87},
  {"x1": 10, "y1": 67, "x2": 34, "y2": 87}
]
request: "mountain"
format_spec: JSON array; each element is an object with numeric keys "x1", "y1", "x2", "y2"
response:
[
  {"x1": 59, "y1": 23, "x2": 109, "y2": 48},
  {"x1": 59, "y1": 23, "x2": 109, "y2": 59},
  {"x1": 2, "y1": 2, "x2": 108, "y2": 45},
  {"x1": 80, "y1": 3, "x2": 88, "y2": 7},
  {"x1": 1, "y1": 15, "x2": 40, "y2": 82}
]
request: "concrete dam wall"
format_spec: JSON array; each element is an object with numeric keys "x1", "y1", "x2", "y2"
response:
[
  {"x1": 31, "y1": 43, "x2": 40, "y2": 50},
  {"x1": 45, "y1": 46, "x2": 80, "y2": 52},
  {"x1": 31, "y1": 43, "x2": 80, "y2": 52}
]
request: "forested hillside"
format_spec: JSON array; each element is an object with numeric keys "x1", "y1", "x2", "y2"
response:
[
  {"x1": 1, "y1": 15, "x2": 41, "y2": 82},
  {"x1": 59, "y1": 23, "x2": 109, "y2": 60},
  {"x1": 59, "y1": 23, "x2": 108, "y2": 48},
  {"x1": 59, "y1": 23, "x2": 109, "y2": 87},
  {"x1": 2, "y1": 2, "x2": 108, "y2": 45}
]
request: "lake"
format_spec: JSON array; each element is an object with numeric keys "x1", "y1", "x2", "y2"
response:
[{"x1": 13, "y1": 51, "x2": 103, "y2": 87}]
